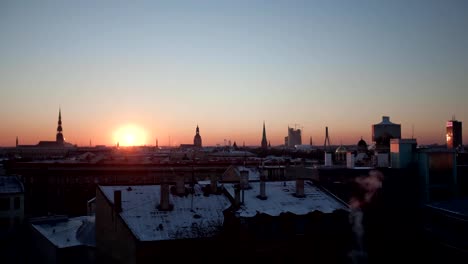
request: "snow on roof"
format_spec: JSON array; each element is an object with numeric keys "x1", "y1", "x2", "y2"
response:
[
  {"x1": 0, "y1": 176, "x2": 24, "y2": 194},
  {"x1": 32, "y1": 216, "x2": 95, "y2": 248},
  {"x1": 234, "y1": 166, "x2": 260, "y2": 181},
  {"x1": 224, "y1": 181, "x2": 346, "y2": 218},
  {"x1": 100, "y1": 184, "x2": 230, "y2": 241}
]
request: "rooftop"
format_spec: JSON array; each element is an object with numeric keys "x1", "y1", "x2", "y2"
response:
[
  {"x1": 427, "y1": 199, "x2": 468, "y2": 219},
  {"x1": 224, "y1": 180, "x2": 347, "y2": 218},
  {"x1": 31, "y1": 216, "x2": 95, "y2": 248},
  {"x1": 99, "y1": 184, "x2": 230, "y2": 241},
  {"x1": 0, "y1": 176, "x2": 24, "y2": 194},
  {"x1": 375, "y1": 116, "x2": 399, "y2": 126}
]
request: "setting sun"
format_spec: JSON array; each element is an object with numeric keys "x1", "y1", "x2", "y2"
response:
[{"x1": 113, "y1": 124, "x2": 148, "y2": 146}]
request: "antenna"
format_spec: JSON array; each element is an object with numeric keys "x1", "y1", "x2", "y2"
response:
[{"x1": 411, "y1": 124, "x2": 414, "y2": 139}]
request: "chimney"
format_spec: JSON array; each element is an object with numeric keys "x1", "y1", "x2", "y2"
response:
[
  {"x1": 346, "y1": 152, "x2": 355, "y2": 168},
  {"x1": 114, "y1": 190, "x2": 122, "y2": 213},
  {"x1": 234, "y1": 186, "x2": 241, "y2": 207},
  {"x1": 259, "y1": 175, "x2": 267, "y2": 200},
  {"x1": 296, "y1": 178, "x2": 305, "y2": 198},
  {"x1": 175, "y1": 176, "x2": 185, "y2": 195},
  {"x1": 239, "y1": 170, "x2": 249, "y2": 190},
  {"x1": 210, "y1": 174, "x2": 218, "y2": 193},
  {"x1": 159, "y1": 181, "x2": 171, "y2": 211}
]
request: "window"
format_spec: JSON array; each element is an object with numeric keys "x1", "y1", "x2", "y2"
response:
[
  {"x1": 0, "y1": 198, "x2": 10, "y2": 211},
  {"x1": 14, "y1": 197, "x2": 20, "y2": 209}
]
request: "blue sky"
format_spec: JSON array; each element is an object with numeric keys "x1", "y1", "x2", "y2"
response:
[{"x1": 1, "y1": 0, "x2": 467, "y2": 146}]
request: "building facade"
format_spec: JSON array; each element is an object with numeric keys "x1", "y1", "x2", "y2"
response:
[
  {"x1": 372, "y1": 116, "x2": 401, "y2": 151},
  {"x1": 285, "y1": 127, "x2": 302, "y2": 147},
  {"x1": 0, "y1": 176, "x2": 24, "y2": 238},
  {"x1": 446, "y1": 119, "x2": 462, "y2": 149}
]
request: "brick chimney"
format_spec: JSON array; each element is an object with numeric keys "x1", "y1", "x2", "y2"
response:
[
  {"x1": 175, "y1": 176, "x2": 185, "y2": 195},
  {"x1": 159, "y1": 181, "x2": 171, "y2": 211},
  {"x1": 234, "y1": 186, "x2": 241, "y2": 207},
  {"x1": 114, "y1": 190, "x2": 122, "y2": 213},
  {"x1": 210, "y1": 174, "x2": 218, "y2": 193},
  {"x1": 239, "y1": 170, "x2": 249, "y2": 190},
  {"x1": 296, "y1": 178, "x2": 305, "y2": 198}
]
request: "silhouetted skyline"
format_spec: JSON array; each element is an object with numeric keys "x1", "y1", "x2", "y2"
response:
[{"x1": 1, "y1": 1, "x2": 467, "y2": 146}]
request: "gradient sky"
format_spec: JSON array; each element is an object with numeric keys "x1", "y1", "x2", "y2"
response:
[{"x1": 1, "y1": 0, "x2": 467, "y2": 146}]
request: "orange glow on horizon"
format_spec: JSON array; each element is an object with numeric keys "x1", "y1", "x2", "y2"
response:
[{"x1": 113, "y1": 124, "x2": 148, "y2": 146}]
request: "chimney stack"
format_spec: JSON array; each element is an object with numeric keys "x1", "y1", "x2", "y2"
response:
[
  {"x1": 259, "y1": 175, "x2": 267, "y2": 200},
  {"x1": 175, "y1": 176, "x2": 185, "y2": 195},
  {"x1": 210, "y1": 174, "x2": 218, "y2": 193},
  {"x1": 296, "y1": 178, "x2": 305, "y2": 198},
  {"x1": 114, "y1": 190, "x2": 122, "y2": 213},
  {"x1": 239, "y1": 170, "x2": 249, "y2": 190},
  {"x1": 234, "y1": 186, "x2": 241, "y2": 207},
  {"x1": 159, "y1": 180, "x2": 171, "y2": 211}
]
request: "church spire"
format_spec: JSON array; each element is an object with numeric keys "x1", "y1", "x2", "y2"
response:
[
  {"x1": 194, "y1": 124, "x2": 202, "y2": 147},
  {"x1": 261, "y1": 121, "x2": 268, "y2": 149},
  {"x1": 56, "y1": 107, "x2": 64, "y2": 144}
]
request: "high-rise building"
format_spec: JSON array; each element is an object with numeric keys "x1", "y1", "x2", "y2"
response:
[
  {"x1": 193, "y1": 125, "x2": 202, "y2": 147},
  {"x1": 372, "y1": 116, "x2": 401, "y2": 150},
  {"x1": 285, "y1": 127, "x2": 301, "y2": 147},
  {"x1": 446, "y1": 119, "x2": 462, "y2": 149},
  {"x1": 261, "y1": 122, "x2": 268, "y2": 149}
]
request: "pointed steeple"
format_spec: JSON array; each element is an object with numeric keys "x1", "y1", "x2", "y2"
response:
[
  {"x1": 16, "y1": 136, "x2": 18, "y2": 147},
  {"x1": 310, "y1": 136, "x2": 313, "y2": 146},
  {"x1": 56, "y1": 107, "x2": 64, "y2": 144},
  {"x1": 261, "y1": 121, "x2": 268, "y2": 149},
  {"x1": 194, "y1": 125, "x2": 202, "y2": 147}
]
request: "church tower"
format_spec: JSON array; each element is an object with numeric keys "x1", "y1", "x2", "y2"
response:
[
  {"x1": 261, "y1": 121, "x2": 268, "y2": 149},
  {"x1": 56, "y1": 108, "x2": 64, "y2": 144},
  {"x1": 193, "y1": 125, "x2": 202, "y2": 147}
]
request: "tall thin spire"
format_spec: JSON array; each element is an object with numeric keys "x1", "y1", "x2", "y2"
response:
[
  {"x1": 324, "y1": 126, "x2": 331, "y2": 151},
  {"x1": 56, "y1": 107, "x2": 64, "y2": 144},
  {"x1": 261, "y1": 121, "x2": 268, "y2": 149},
  {"x1": 16, "y1": 136, "x2": 18, "y2": 147}
]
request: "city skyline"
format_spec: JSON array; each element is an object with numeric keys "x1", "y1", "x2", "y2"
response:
[
  {"x1": 1, "y1": 1, "x2": 467, "y2": 146},
  {"x1": 3, "y1": 107, "x2": 464, "y2": 147}
]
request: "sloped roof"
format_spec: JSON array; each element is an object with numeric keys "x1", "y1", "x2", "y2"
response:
[
  {"x1": 99, "y1": 184, "x2": 230, "y2": 241},
  {"x1": 224, "y1": 181, "x2": 347, "y2": 218},
  {"x1": 32, "y1": 216, "x2": 95, "y2": 248}
]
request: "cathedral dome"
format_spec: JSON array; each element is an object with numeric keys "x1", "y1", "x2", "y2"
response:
[
  {"x1": 335, "y1": 145, "x2": 347, "y2": 153},
  {"x1": 357, "y1": 137, "x2": 368, "y2": 152}
]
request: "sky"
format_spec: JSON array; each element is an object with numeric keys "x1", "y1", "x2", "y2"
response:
[{"x1": 0, "y1": 0, "x2": 467, "y2": 147}]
